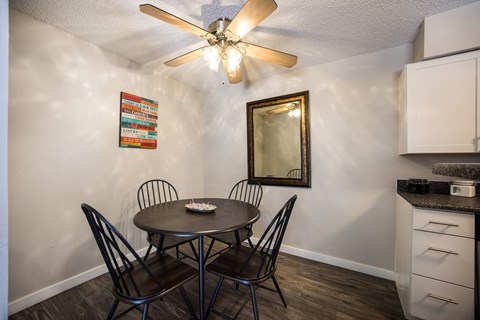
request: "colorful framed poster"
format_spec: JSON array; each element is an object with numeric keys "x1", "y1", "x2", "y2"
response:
[{"x1": 119, "y1": 92, "x2": 158, "y2": 149}]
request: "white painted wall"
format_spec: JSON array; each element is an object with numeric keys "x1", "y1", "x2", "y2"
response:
[
  {"x1": 1, "y1": 0, "x2": 9, "y2": 318},
  {"x1": 203, "y1": 44, "x2": 480, "y2": 276},
  {"x1": 8, "y1": 10, "x2": 206, "y2": 309}
]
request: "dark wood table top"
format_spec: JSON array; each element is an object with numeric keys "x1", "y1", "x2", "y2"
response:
[{"x1": 133, "y1": 198, "x2": 261, "y2": 237}]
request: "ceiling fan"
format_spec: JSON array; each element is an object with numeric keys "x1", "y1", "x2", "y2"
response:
[{"x1": 139, "y1": 0, "x2": 298, "y2": 84}]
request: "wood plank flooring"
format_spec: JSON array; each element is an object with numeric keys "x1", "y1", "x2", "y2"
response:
[{"x1": 9, "y1": 244, "x2": 405, "y2": 320}]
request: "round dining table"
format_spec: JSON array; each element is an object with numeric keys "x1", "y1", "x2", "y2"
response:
[{"x1": 133, "y1": 198, "x2": 261, "y2": 320}]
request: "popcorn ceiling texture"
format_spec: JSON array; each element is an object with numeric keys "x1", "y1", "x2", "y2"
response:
[{"x1": 9, "y1": 0, "x2": 477, "y2": 89}]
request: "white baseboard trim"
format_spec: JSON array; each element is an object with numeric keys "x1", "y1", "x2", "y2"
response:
[
  {"x1": 251, "y1": 237, "x2": 394, "y2": 281},
  {"x1": 9, "y1": 241, "x2": 394, "y2": 316},
  {"x1": 8, "y1": 246, "x2": 151, "y2": 316}
]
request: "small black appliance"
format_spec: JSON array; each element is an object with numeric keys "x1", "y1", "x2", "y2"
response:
[{"x1": 407, "y1": 179, "x2": 430, "y2": 194}]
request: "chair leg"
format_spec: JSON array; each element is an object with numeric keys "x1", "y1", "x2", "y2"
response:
[
  {"x1": 143, "y1": 244, "x2": 153, "y2": 261},
  {"x1": 141, "y1": 303, "x2": 149, "y2": 320},
  {"x1": 107, "y1": 299, "x2": 119, "y2": 320},
  {"x1": 250, "y1": 285, "x2": 260, "y2": 320},
  {"x1": 179, "y1": 286, "x2": 197, "y2": 320},
  {"x1": 234, "y1": 230, "x2": 241, "y2": 244},
  {"x1": 232, "y1": 284, "x2": 255, "y2": 319},
  {"x1": 189, "y1": 240, "x2": 199, "y2": 261},
  {"x1": 205, "y1": 239, "x2": 215, "y2": 260},
  {"x1": 206, "y1": 277, "x2": 224, "y2": 319},
  {"x1": 271, "y1": 275, "x2": 287, "y2": 308},
  {"x1": 157, "y1": 235, "x2": 166, "y2": 256}
]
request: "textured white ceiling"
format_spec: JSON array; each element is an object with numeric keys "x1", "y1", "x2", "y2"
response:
[{"x1": 9, "y1": 0, "x2": 478, "y2": 91}]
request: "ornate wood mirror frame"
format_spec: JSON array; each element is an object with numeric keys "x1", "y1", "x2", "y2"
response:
[{"x1": 247, "y1": 91, "x2": 311, "y2": 187}]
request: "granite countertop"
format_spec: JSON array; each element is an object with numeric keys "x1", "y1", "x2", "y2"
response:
[
  {"x1": 397, "y1": 180, "x2": 480, "y2": 214},
  {"x1": 432, "y1": 163, "x2": 480, "y2": 180}
]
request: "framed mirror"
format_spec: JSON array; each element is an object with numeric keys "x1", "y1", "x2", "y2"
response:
[{"x1": 247, "y1": 91, "x2": 311, "y2": 187}]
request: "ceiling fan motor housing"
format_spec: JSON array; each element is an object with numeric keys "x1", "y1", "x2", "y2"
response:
[{"x1": 207, "y1": 17, "x2": 232, "y2": 46}]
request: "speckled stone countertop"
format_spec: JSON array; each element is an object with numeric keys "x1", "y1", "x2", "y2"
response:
[
  {"x1": 432, "y1": 163, "x2": 480, "y2": 180},
  {"x1": 397, "y1": 180, "x2": 480, "y2": 214}
]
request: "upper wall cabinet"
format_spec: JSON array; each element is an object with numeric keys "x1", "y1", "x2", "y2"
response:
[
  {"x1": 399, "y1": 50, "x2": 480, "y2": 154},
  {"x1": 413, "y1": 2, "x2": 480, "y2": 62}
]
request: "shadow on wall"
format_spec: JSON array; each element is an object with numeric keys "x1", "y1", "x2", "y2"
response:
[{"x1": 119, "y1": 186, "x2": 149, "y2": 251}]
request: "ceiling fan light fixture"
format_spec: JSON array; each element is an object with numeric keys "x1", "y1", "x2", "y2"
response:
[
  {"x1": 288, "y1": 108, "x2": 301, "y2": 118},
  {"x1": 203, "y1": 46, "x2": 220, "y2": 72},
  {"x1": 225, "y1": 46, "x2": 243, "y2": 73}
]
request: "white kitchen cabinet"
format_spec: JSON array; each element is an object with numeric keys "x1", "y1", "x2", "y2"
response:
[
  {"x1": 411, "y1": 275, "x2": 474, "y2": 320},
  {"x1": 413, "y1": 2, "x2": 480, "y2": 62},
  {"x1": 398, "y1": 50, "x2": 480, "y2": 154},
  {"x1": 395, "y1": 195, "x2": 475, "y2": 320},
  {"x1": 395, "y1": 194, "x2": 414, "y2": 317}
]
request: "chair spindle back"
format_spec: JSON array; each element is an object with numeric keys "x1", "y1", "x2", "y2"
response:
[
  {"x1": 239, "y1": 195, "x2": 297, "y2": 279},
  {"x1": 228, "y1": 179, "x2": 263, "y2": 208},
  {"x1": 286, "y1": 169, "x2": 301, "y2": 178},
  {"x1": 137, "y1": 179, "x2": 179, "y2": 210},
  {"x1": 81, "y1": 204, "x2": 163, "y2": 298}
]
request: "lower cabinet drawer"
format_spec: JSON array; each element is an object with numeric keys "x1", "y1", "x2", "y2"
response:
[
  {"x1": 412, "y1": 230, "x2": 474, "y2": 288},
  {"x1": 412, "y1": 208, "x2": 475, "y2": 238},
  {"x1": 411, "y1": 274, "x2": 474, "y2": 320}
]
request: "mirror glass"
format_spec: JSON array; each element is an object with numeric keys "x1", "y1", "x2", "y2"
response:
[{"x1": 247, "y1": 91, "x2": 311, "y2": 187}]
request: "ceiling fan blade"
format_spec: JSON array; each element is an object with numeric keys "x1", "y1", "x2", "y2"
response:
[
  {"x1": 244, "y1": 42, "x2": 297, "y2": 68},
  {"x1": 226, "y1": 0, "x2": 278, "y2": 38},
  {"x1": 165, "y1": 46, "x2": 208, "y2": 67},
  {"x1": 140, "y1": 4, "x2": 209, "y2": 37},
  {"x1": 223, "y1": 60, "x2": 243, "y2": 84}
]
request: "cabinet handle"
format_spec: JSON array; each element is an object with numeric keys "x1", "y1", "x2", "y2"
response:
[
  {"x1": 426, "y1": 292, "x2": 458, "y2": 304},
  {"x1": 427, "y1": 247, "x2": 459, "y2": 255},
  {"x1": 427, "y1": 221, "x2": 459, "y2": 227}
]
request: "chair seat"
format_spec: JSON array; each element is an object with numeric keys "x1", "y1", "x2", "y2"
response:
[
  {"x1": 206, "y1": 245, "x2": 272, "y2": 284},
  {"x1": 148, "y1": 234, "x2": 197, "y2": 250},
  {"x1": 117, "y1": 253, "x2": 198, "y2": 302},
  {"x1": 208, "y1": 227, "x2": 252, "y2": 245}
]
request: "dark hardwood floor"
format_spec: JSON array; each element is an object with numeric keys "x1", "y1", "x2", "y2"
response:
[{"x1": 9, "y1": 243, "x2": 405, "y2": 320}]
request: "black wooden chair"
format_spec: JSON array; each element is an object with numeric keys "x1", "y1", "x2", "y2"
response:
[
  {"x1": 205, "y1": 179, "x2": 263, "y2": 260},
  {"x1": 205, "y1": 195, "x2": 297, "y2": 320},
  {"x1": 137, "y1": 179, "x2": 198, "y2": 261},
  {"x1": 286, "y1": 168, "x2": 301, "y2": 178},
  {"x1": 81, "y1": 203, "x2": 198, "y2": 320}
]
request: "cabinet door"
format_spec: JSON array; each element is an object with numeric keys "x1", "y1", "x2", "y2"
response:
[
  {"x1": 405, "y1": 52, "x2": 478, "y2": 153},
  {"x1": 394, "y1": 195, "x2": 413, "y2": 317}
]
